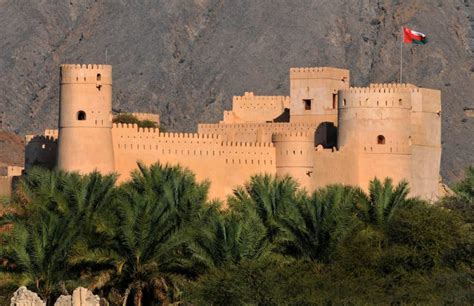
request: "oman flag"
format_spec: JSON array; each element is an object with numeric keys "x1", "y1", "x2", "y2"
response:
[{"x1": 403, "y1": 27, "x2": 428, "y2": 44}]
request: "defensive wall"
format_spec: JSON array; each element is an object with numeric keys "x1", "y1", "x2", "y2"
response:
[
  {"x1": 221, "y1": 92, "x2": 290, "y2": 124},
  {"x1": 112, "y1": 123, "x2": 276, "y2": 200},
  {"x1": 198, "y1": 122, "x2": 317, "y2": 143}
]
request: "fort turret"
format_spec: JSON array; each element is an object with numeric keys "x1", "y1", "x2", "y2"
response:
[
  {"x1": 337, "y1": 84, "x2": 414, "y2": 189},
  {"x1": 272, "y1": 131, "x2": 315, "y2": 190},
  {"x1": 57, "y1": 64, "x2": 115, "y2": 174}
]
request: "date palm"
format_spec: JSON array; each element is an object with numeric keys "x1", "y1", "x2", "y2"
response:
[
  {"x1": 0, "y1": 167, "x2": 117, "y2": 304},
  {"x1": 71, "y1": 162, "x2": 212, "y2": 306},
  {"x1": 276, "y1": 184, "x2": 357, "y2": 261},
  {"x1": 229, "y1": 174, "x2": 299, "y2": 242}
]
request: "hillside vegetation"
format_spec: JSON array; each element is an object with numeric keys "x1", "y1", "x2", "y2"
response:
[
  {"x1": 0, "y1": 0, "x2": 472, "y2": 182},
  {"x1": 0, "y1": 164, "x2": 472, "y2": 305}
]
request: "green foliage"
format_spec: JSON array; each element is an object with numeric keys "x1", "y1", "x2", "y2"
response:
[
  {"x1": 112, "y1": 113, "x2": 160, "y2": 129},
  {"x1": 1, "y1": 166, "x2": 473, "y2": 305}
]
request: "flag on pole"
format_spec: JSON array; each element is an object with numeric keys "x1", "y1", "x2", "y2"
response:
[{"x1": 403, "y1": 27, "x2": 428, "y2": 44}]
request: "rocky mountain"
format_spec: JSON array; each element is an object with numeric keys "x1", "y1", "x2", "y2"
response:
[{"x1": 0, "y1": 0, "x2": 472, "y2": 183}]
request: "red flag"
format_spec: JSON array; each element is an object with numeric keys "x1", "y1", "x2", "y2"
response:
[{"x1": 403, "y1": 27, "x2": 428, "y2": 44}]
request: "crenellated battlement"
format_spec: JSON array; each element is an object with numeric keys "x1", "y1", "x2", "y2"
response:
[
  {"x1": 272, "y1": 131, "x2": 314, "y2": 142},
  {"x1": 290, "y1": 67, "x2": 349, "y2": 80},
  {"x1": 61, "y1": 64, "x2": 110, "y2": 70},
  {"x1": 234, "y1": 92, "x2": 290, "y2": 101},
  {"x1": 25, "y1": 134, "x2": 58, "y2": 144},
  {"x1": 60, "y1": 64, "x2": 112, "y2": 84},
  {"x1": 199, "y1": 122, "x2": 316, "y2": 129},
  {"x1": 338, "y1": 86, "x2": 415, "y2": 110},
  {"x1": 222, "y1": 141, "x2": 274, "y2": 148},
  {"x1": 341, "y1": 85, "x2": 420, "y2": 94},
  {"x1": 369, "y1": 83, "x2": 417, "y2": 89}
]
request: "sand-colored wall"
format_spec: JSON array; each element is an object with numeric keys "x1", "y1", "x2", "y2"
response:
[
  {"x1": 221, "y1": 92, "x2": 290, "y2": 123},
  {"x1": 112, "y1": 123, "x2": 276, "y2": 201},
  {"x1": 289, "y1": 67, "x2": 349, "y2": 124},
  {"x1": 410, "y1": 88, "x2": 442, "y2": 199},
  {"x1": 57, "y1": 64, "x2": 115, "y2": 174},
  {"x1": 312, "y1": 148, "x2": 359, "y2": 189},
  {"x1": 198, "y1": 122, "x2": 318, "y2": 143}
]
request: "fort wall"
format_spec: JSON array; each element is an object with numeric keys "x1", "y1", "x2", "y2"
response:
[
  {"x1": 112, "y1": 124, "x2": 276, "y2": 200},
  {"x1": 409, "y1": 88, "x2": 442, "y2": 199},
  {"x1": 221, "y1": 92, "x2": 290, "y2": 123},
  {"x1": 198, "y1": 122, "x2": 318, "y2": 143},
  {"x1": 312, "y1": 148, "x2": 359, "y2": 189}
]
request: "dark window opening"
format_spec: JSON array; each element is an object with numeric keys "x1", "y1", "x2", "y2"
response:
[
  {"x1": 97, "y1": 73, "x2": 101, "y2": 81},
  {"x1": 377, "y1": 135, "x2": 386, "y2": 145},
  {"x1": 343, "y1": 99, "x2": 347, "y2": 106},
  {"x1": 77, "y1": 111, "x2": 86, "y2": 121},
  {"x1": 303, "y1": 99, "x2": 312, "y2": 110},
  {"x1": 332, "y1": 94, "x2": 337, "y2": 109}
]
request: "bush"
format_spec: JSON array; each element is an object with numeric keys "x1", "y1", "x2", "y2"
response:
[{"x1": 112, "y1": 113, "x2": 160, "y2": 129}]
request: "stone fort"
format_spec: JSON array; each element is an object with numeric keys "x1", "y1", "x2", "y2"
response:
[{"x1": 1, "y1": 64, "x2": 442, "y2": 201}]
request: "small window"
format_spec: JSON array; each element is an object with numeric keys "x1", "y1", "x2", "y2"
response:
[
  {"x1": 343, "y1": 99, "x2": 347, "y2": 106},
  {"x1": 303, "y1": 99, "x2": 312, "y2": 110},
  {"x1": 377, "y1": 135, "x2": 385, "y2": 145},
  {"x1": 332, "y1": 94, "x2": 337, "y2": 109},
  {"x1": 96, "y1": 73, "x2": 101, "y2": 81},
  {"x1": 77, "y1": 111, "x2": 86, "y2": 121}
]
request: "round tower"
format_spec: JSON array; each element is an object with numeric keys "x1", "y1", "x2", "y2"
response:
[
  {"x1": 337, "y1": 84, "x2": 414, "y2": 189},
  {"x1": 272, "y1": 131, "x2": 315, "y2": 190},
  {"x1": 57, "y1": 64, "x2": 115, "y2": 174}
]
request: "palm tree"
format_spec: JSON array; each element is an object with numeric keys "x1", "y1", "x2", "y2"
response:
[
  {"x1": 276, "y1": 184, "x2": 357, "y2": 261},
  {"x1": 71, "y1": 162, "x2": 212, "y2": 306},
  {"x1": 189, "y1": 210, "x2": 270, "y2": 269},
  {"x1": 353, "y1": 178, "x2": 413, "y2": 231},
  {"x1": 228, "y1": 174, "x2": 299, "y2": 242},
  {"x1": 0, "y1": 167, "x2": 117, "y2": 304}
]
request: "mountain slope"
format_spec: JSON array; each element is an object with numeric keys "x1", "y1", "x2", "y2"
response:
[{"x1": 0, "y1": 0, "x2": 472, "y2": 182}]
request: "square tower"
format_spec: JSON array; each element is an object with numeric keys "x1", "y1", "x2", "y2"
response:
[{"x1": 289, "y1": 67, "x2": 349, "y2": 125}]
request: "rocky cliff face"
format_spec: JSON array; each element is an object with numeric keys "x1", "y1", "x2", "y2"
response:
[{"x1": 0, "y1": 0, "x2": 472, "y2": 182}]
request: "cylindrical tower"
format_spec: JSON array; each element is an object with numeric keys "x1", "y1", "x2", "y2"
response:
[
  {"x1": 272, "y1": 131, "x2": 315, "y2": 190},
  {"x1": 57, "y1": 64, "x2": 115, "y2": 174},
  {"x1": 337, "y1": 85, "x2": 413, "y2": 189}
]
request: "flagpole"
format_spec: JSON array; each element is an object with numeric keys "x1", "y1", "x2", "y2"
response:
[{"x1": 400, "y1": 27, "x2": 403, "y2": 83}]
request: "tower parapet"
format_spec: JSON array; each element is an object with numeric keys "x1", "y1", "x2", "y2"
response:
[{"x1": 60, "y1": 64, "x2": 112, "y2": 85}]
